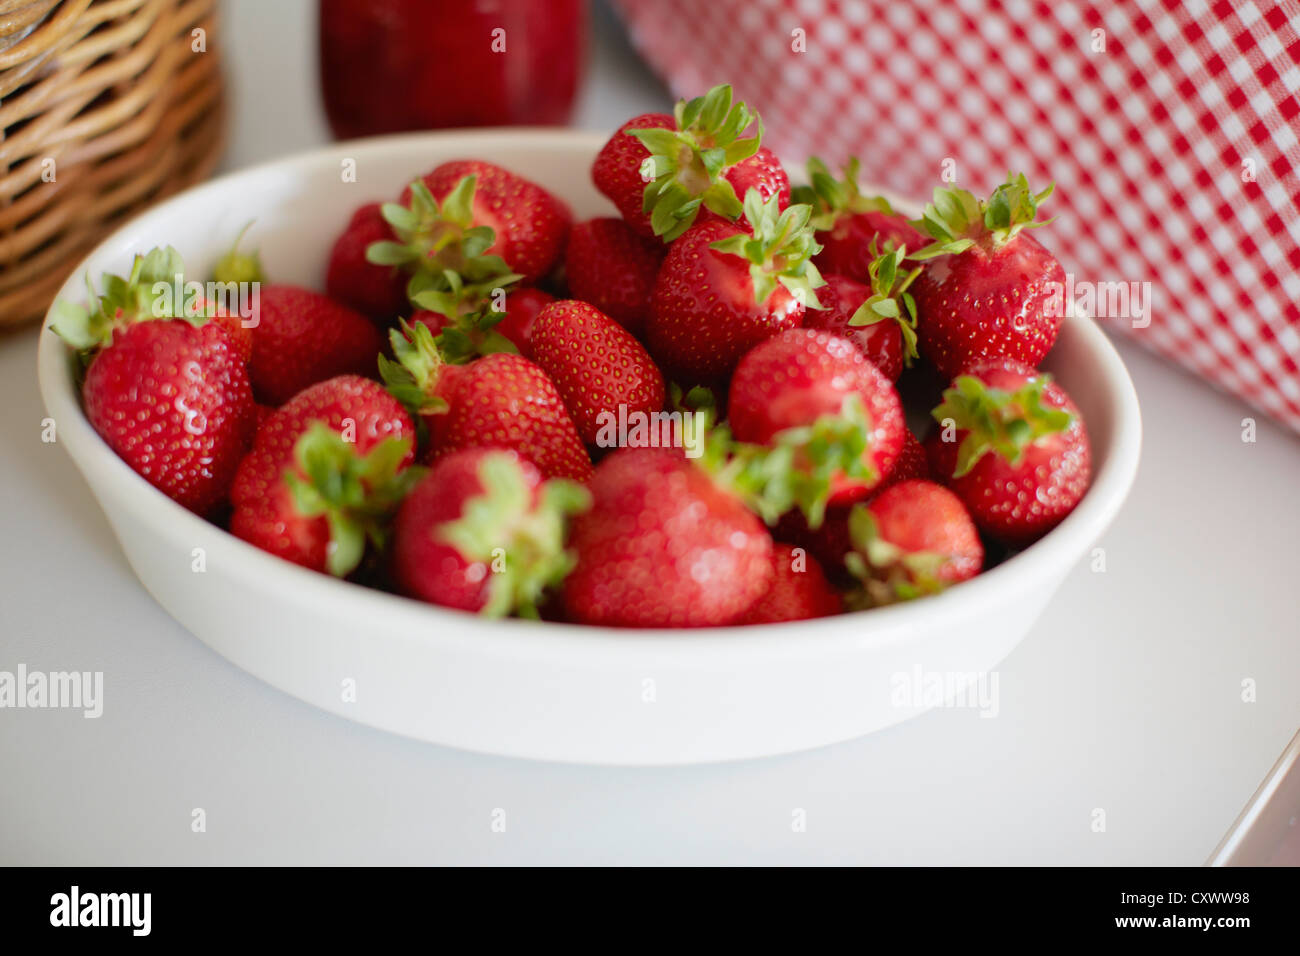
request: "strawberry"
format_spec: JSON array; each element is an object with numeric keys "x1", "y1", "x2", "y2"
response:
[
  {"x1": 380, "y1": 320, "x2": 592, "y2": 481},
  {"x1": 164, "y1": 283, "x2": 255, "y2": 368},
  {"x1": 563, "y1": 217, "x2": 665, "y2": 336},
  {"x1": 326, "y1": 202, "x2": 409, "y2": 320},
  {"x1": 591, "y1": 85, "x2": 789, "y2": 240},
  {"x1": 647, "y1": 191, "x2": 824, "y2": 382},
  {"x1": 803, "y1": 243, "x2": 922, "y2": 381},
  {"x1": 794, "y1": 157, "x2": 924, "y2": 283},
  {"x1": 725, "y1": 147, "x2": 791, "y2": 226},
  {"x1": 530, "y1": 300, "x2": 666, "y2": 446},
  {"x1": 562, "y1": 447, "x2": 773, "y2": 628},
  {"x1": 391, "y1": 448, "x2": 589, "y2": 616},
  {"x1": 591, "y1": 112, "x2": 673, "y2": 230},
  {"x1": 728, "y1": 328, "x2": 905, "y2": 524},
  {"x1": 880, "y1": 427, "x2": 930, "y2": 487},
  {"x1": 494, "y1": 287, "x2": 554, "y2": 359},
  {"x1": 909, "y1": 174, "x2": 1064, "y2": 379},
  {"x1": 739, "y1": 542, "x2": 842, "y2": 623},
  {"x1": 207, "y1": 306, "x2": 254, "y2": 367},
  {"x1": 844, "y1": 480, "x2": 983, "y2": 605},
  {"x1": 926, "y1": 359, "x2": 1091, "y2": 544},
  {"x1": 60, "y1": 242, "x2": 255, "y2": 367},
  {"x1": 79, "y1": 321, "x2": 252, "y2": 516},
  {"x1": 50, "y1": 247, "x2": 256, "y2": 515},
  {"x1": 774, "y1": 505, "x2": 856, "y2": 586},
  {"x1": 230, "y1": 375, "x2": 417, "y2": 575},
  {"x1": 248, "y1": 285, "x2": 384, "y2": 406},
  {"x1": 370, "y1": 161, "x2": 571, "y2": 285}
]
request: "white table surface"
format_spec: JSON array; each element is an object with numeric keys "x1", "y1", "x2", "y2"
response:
[{"x1": 1, "y1": 0, "x2": 1297, "y2": 866}]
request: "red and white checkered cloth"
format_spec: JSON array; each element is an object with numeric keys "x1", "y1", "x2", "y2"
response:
[{"x1": 614, "y1": 0, "x2": 1300, "y2": 431}]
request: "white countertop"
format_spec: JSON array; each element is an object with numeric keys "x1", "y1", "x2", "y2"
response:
[{"x1": 1, "y1": 0, "x2": 1296, "y2": 865}]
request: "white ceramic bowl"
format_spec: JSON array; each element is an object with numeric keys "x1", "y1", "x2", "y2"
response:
[{"x1": 37, "y1": 130, "x2": 1141, "y2": 765}]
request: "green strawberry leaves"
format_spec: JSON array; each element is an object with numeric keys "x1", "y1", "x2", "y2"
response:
[
  {"x1": 791, "y1": 156, "x2": 895, "y2": 232},
  {"x1": 630, "y1": 84, "x2": 764, "y2": 241},
  {"x1": 427, "y1": 318, "x2": 518, "y2": 365},
  {"x1": 49, "y1": 282, "x2": 110, "y2": 353},
  {"x1": 435, "y1": 452, "x2": 591, "y2": 618},
  {"x1": 667, "y1": 381, "x2": 718, "y2": 417},
  {"x1": 51, "y1": 246, "x2": 204, "y2": 355},
  {"x1": 756, "y1": 393, "x2": 875, "y2": 529},
  {"x1": 379, "y1": 318, "x2": 450, "y2": 417},
  {"x1": 367, "y1": 175, "x2": 518, "y2": 304},
  {"x1": 408, "y1": 268, "x2": 521, "y2": 363},
  {"x1": 931, "y1": 372, "x2": 1074, "y2": 477},
  {"x1": 210, "y1": 222, "x2": 267, "y2": 286},
  {"x1": 910, "y1": 172, "x2": 1055, "y2": 260},
  {"x1": 983, "y1": 173, "x2": 1054, "y2": 239},
  {"x1": 709, "y1": 190, "x2": 826, "y2": 309},
  {"x1": 911, "y1": 185, "x2": 983, "y2": 258},
  {"x1": 714, "y1": 393, "x2": 875, "y2": 530},
  {"x1": 284, "y1": 422, "x2": 423, "y2": 578},
  {"x1": 848, "y1": 240, "x2": 922, "y2": 366}
]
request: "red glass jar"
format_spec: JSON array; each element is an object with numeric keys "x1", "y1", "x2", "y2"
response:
[{"x1": 319, "y1": 0, "x2": 586, "y2": 140}]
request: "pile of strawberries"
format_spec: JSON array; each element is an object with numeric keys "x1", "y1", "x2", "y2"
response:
[{"x1": 52, "y1": 85, "x2": 1091, "y2": 629}]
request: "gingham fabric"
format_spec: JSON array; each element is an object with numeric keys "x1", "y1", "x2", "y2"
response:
[{"x1": 614, "y1": 0, "x2": 1300, "y2": 430}]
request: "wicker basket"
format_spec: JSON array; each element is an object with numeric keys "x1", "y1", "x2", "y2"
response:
[{"x1": 0, "y1": 0, "x2": 225, "y2": 328}]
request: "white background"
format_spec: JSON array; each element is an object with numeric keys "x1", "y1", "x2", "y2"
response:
[{"x1": 0, "y1": 0, "x2": 1297, "y2": 865}]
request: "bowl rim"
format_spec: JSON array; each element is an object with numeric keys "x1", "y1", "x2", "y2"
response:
[{"x1": 35, "y1": 127, "x2": 1143, "y2": 659}]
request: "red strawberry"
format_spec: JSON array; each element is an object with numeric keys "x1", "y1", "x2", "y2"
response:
[
  {"x1": 326, "y1": 202, "x2": 409, "y2": 320},
  {"x1": 728, "y1": 328, "x2": 905, "y2": 522},
  {"x1": 739, "y1": 543, "x2": 842, "y2": 623},
  {"x1": 926, "y1": 359, "x2": 1091, "y2": 544},
  {"x1": 380, "y1": 320, "x2": 592, "y2": 481},
  {"x1": 50, "y1": 247, "x2": 256, "y2": 515},
  {"x1": 563, "y1": 218, "x2": 665, "y2": 336},
  {"x1": 530, "y1": 300, "x2": 666, "y2": 446},
  {"x1": 910, "y1": 174, "x2": 1064, "y2": 379},
  {"x1": 880, "y1": 428, "x2": 930, "y2": 487},
  {"x1": 173, "y1": 287, "x2": 255, "y2": 367},
  {"x1": 774, "y1": 505, "x2": 856, "y2": 586},
  {"x1": 84, "y1": 321, "x2": 252, "y2": 516},
  {"x1": 433, "y1": 354, "x2": 592, "y2": 482},
  {"x1": 723, "y1": 147, "x2": 791, "y2": 226},
  {"x1": 230, "y1": 375, "x2": 417, "y2": 575},
  {"x1": 248, "y1": 285, "x2": 384, "y2": 406},
  {"x1": 494, "y1": 287, "x2": 554, "y2": 359},
  {"x1": 590, "y1": 111, "x2": 673, "y2": 233},
  {"x1": 647, "y1": 191, "x2": 824, "y2": 381},
  {"x1": 591, "y1": 85, "x2": 788, "y2": 240},
  {"x1": 844, "y1": 480, "x2": 984, "y2": 605},
  {"x1": 562, "y1": 448, "x2": 773, "y2": 627},
  {"x1": 803, "y1": 244, "x2": 922, "y2": 382},
  {"x1": 391, "y1": 448, "x2": 589, "y2": 616},
  {"x1": 207, "y1": 308, "x2": 254, "y2": 366},
  {"x1": 373, "y1": 161, "x2": 571, "y2": 285},
  {"x1": 795, "y1": 157, "x2": 924, "y2": 283}
]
